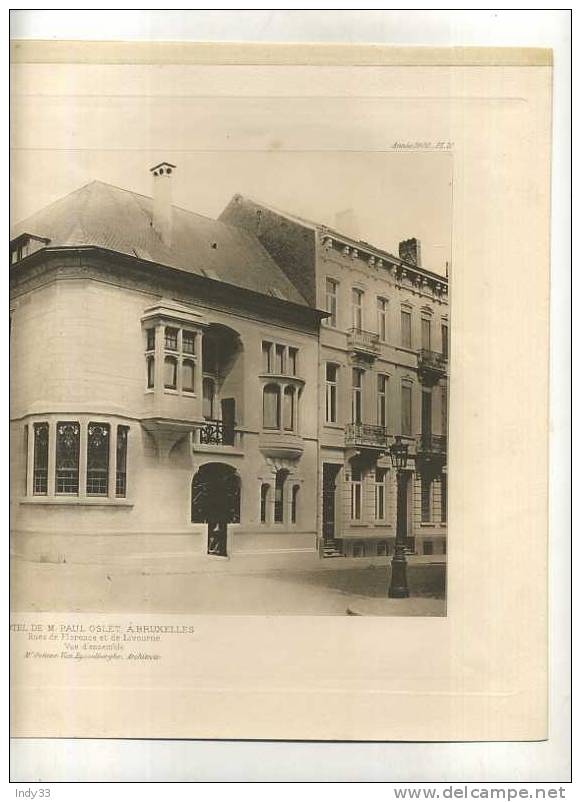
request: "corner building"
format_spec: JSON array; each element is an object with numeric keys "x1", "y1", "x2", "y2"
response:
[
  {"x1": 10, "y1": 166, "x2": 324, "y2": 567},
  {"x1": 221, "y1": 197, "x2": 449, "y2": 560}
]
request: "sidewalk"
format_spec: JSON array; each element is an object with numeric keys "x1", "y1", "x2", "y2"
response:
[{"x1": 10, "y1": 557, "x2": 445, "y2": 617}]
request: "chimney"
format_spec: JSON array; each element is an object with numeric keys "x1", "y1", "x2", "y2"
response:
[
  {"x1": 150, "y1": 161, "x2": 176, "y2": 246},
  {"x1": 334, "y1": 208, "x2": 359, "y2": 241},
  {"x1": 398, "y1": 237, "x2": 421, "y2": 267}
]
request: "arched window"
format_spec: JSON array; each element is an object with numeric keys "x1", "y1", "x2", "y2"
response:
[
  {"x1": 260, "y1": 483, "x2": 270, "y2": 523},
  {"x1": 164, "y1": 356, "x2": 177, "y2": 390},
  {"x1": 274, "y1": 469, "x2": 289, "y2": 523},
  {"x1": 291, "y1": 484, "x2": 300, "y2": 524},
  {"x1": 146, "y1": 355, "x2": 155, "y2": 389},
  {"x1": 202, "y1": 377, "x2": 215, "y2": 419},
  {"x1": 182, "y1": 360, "x2": 195, "y2": 393},
  {"x1": 283, "y1": 385, "x2": 295, "y2": 431},
  {"x1": 263, "y1": 383, "x2": 281, "y2": 429}
]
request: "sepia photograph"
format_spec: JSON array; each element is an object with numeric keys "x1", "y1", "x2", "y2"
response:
[
  {"x1": 10, "y1": 60, "x2": 451, "y2": 617},
  {"x1": 8, "y1": 27, "x2": 556, "y2": 753}
]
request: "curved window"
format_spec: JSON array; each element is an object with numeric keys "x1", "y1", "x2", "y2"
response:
[
  {"x1": 291, "y1": 484, "x2": 300, "y2": 524},
  {"x1": 260, "y1": 483, "x2": 270, "y2": 523},
  {"x1": 202, "y1": 377, "x2": 215, "y2": 419},
  {"x1": 283, "y1": 385, "x2": 295, "y2": 431},
  {"x1": 274, "y1": 469, "x2": 289, "y2": 523},
  {"x1": 263, "y1": 383, "x2": 281, "y2": 429},
  {"x1": 182, "y1": 360, "x2": 195, "y2": 393},
  {"x1": 164, "y1": 356, "x2": 177, "y2": 390},
  {"x1": 146, "y1": 356, "x2": 155, "y2": 389}
]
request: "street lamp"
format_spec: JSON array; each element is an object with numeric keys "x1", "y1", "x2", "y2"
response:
[{"x1": 388, "y1": 436, "x2": 410, "y2": 599}]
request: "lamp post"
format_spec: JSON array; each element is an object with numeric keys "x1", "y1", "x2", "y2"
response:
[{"x1": 388, "y1": 436, "x2": 410, "y2": 599}]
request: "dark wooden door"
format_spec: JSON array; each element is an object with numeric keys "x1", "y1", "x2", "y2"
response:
[
  {"x1": 221, "y1": 398, "x2": 236, "y2": 445},
  {"x1": 322, "y1": 464, "x2": 337, "y2": 539}
]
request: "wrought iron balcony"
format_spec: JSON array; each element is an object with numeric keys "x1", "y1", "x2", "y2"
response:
[
  {"x1": 417, "y1": 349, "x2": 447, "y2": 382},
  {"x1": 416, "y1": 434, "x2": 447, "y2": 455},
  {"x1": 198, "y1": 419, "x2": 235, "y2": 447},
  {"x1": 347, "y1": 327, "x2": 380, "y2": 356},
  {"x1": 345, "y1": 423, "x2": 389, "y2": 449}
]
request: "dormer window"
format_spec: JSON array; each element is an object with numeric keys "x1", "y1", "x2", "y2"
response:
[{"x1": 10, "y1": 233, "x2": 50, "y2": 264}]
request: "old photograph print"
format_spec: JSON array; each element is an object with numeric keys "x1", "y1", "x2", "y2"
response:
[{"x1": 10, "y1": 62, "x2": 451, "y2": 616}]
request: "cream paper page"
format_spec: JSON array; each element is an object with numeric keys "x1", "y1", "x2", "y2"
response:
[{"x1": 9, "y1": 43, "x2": 551, "y2": 741}]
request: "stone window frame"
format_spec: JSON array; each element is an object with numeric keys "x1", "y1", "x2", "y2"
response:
[
  {"x1": 142, "y1": 303, "x2": 205, "y2": 399},
  {"x1": 22, "y1": 415, "x2": 132, "y2": 505}
]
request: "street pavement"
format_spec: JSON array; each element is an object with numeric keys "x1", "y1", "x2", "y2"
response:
[{"x1": 10, "y1": 558, "x2": 445, "y2": 617}]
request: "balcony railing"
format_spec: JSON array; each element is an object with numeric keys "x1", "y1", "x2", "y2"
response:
[
  {"x1": 345, "y1": 423, "x2": 389, "y2": 449},
  {"x1": 347, "y1": 327, "x2": 380, "y2": 355},
  {"x1": 416, "y1": 434, "x2": 447, "y2": 455},
  {"x1": 417, "y1": 348, "x2": 447, "y2": 375},
  {"x1": 198, "y1": 419, "x2": 235, "y2": 447}
]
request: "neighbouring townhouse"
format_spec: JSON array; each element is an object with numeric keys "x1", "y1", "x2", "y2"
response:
[{"x1": 221, "y1": 196, "x2": 449, "y2": 560}]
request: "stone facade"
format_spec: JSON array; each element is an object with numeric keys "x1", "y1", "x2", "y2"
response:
[
  {"x1": 10, "y1": 177, "x2": 448, "y2": 569},
  {"x1": 10, "y1": 249, "x2": 321, "y2": 568},
  {"x1": 222, "y1": 197, "x2": 449, "y2": 561}
]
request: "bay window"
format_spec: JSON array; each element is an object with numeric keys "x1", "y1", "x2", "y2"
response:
[{"x1": 25, "y1": 420, "x2": 130, "y2": 501}]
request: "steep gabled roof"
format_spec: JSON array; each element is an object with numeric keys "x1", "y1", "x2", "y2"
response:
[{"x1": 10, "y1": 180, "x2": 310, "y2": 306}]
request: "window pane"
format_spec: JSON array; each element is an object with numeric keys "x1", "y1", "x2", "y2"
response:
[
  {"x1": 377, "y1": 298, "x2": 387, "y2": 340},
  {"x1": 421, "y1": 476, "x2": 431, "y2": 522},
  {"x1": 442, "y1": 324, "x2": 448, "y2": 358},
  {"x1": 147, "y1": 356, "x2": 155, "y2": 388},
  {"x1": 377, "y1": 375, "x2": 388, "y2": 427},
  {"x1": 164, "y1": 357, "x2": 177, "y2": 389},
  {"x1": 275, "y1": 344, "x2": 285, "y2": 373},
  {"x1": 325, "y1": 279, "x2": 337, "y2": 327},
  {"x1": 116, "y1": 425, "x2": 129, "y2": 498},
  {"x1": 55, "y1": 421, "x2": 80, "y2": 494},
  {"x1": 182, "y1": 360, "x2": 195, "y2": 392},
  {"x1": 401, "y1": 310, "x2": 412, "y2": 348},
  {"x1": 289, "y1": 348, "x2": 298, "y2": 376},
  {"x1": 291, "y1": 485, "x2": 299, "y2": 524},
  {"x1": 441, "y1": 475, "x2": 447, "y2": 523},
  {"x1": 260, "y1": 484, "x2": 270, "y2": 523},
  {"x1": 274, "y1": 469, "x2": 288, "y2": 523},
  {"x1": 421, "y1": 318, "x2": 431, "y2": 350},
  {"x1": 401, "y1": 384, "x2": 412, "y2": 435},
  {"x1": 86, "y1": 422, "x2": 110, "y2": 495},
  {"x1": 352, "y1": 289, "x2": 363, "y2": 329},
  {"x1": 33, "y1": 422, "x2": 49, "y2": 495},
  {"x1": 262, "y1": 342, "x2": 272, "y2": 373},
  {"x1": 164, "y1": 327, "x2": 178, "y2": 350},
  {"x1": 203, "y1": 378, "x2": 215, "y2": 419},
  {"x1": 263, "y1": 384, "x2": 280, "y2": 429},
  {"x1": 441, "y1": 386, "x2": 448, "y2": 433},
  {"x1": 182, "y1": 330, "x2": 195, "y2": 354},
  {"x1": 146, "y1": 328, "x2": 156, "y2": 351},
  {"x1": 283, "y1": 386, "x2": 295, "y2": 431}
]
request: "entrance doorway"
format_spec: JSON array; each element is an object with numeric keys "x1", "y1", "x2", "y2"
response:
[
  {"x1": 322, "y1": 463, "x2": 343, "y2": 557},
  {"x1": 191, "y1": 463, "x2": 241, "y2": 557}
]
